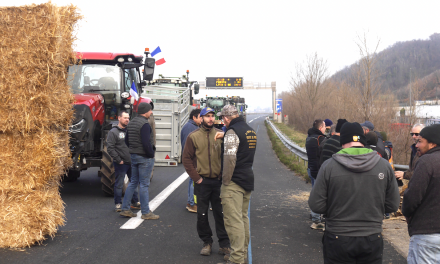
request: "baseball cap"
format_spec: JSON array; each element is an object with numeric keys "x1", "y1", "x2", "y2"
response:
[
  {"x1": 200, "y1": 107, "x2": 215, "y2": 117},
  {"x1": 216, "y1": 105, "x2": 238, "y2": 117}
]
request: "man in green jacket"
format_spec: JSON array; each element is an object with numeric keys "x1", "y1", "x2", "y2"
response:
[{"x1": 182, "y1": 107, "x2": 231, "y2": 258}]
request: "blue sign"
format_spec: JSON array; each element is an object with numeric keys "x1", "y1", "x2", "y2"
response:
[{"x1": 276, "y1": 99, "x2": 282, "y2": 113}]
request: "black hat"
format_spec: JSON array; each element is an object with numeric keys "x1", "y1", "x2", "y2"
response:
[
  {"x1": 138, "y1": 102, "x2": 152, "y2": 115},
  {"x1": 335, "y1": 119, "x2": 348, "y2": 133},
  {"x1": 419, "y1": 124, "x2": 440, "y2": 145},
  {"x1": 340, "y1": 122, "x2": 367, "y2": 146},
  {"x1": 366, "y1": 131, "x2": 378, "y2": 145}
]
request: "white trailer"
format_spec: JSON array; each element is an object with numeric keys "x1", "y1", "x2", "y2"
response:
[{"x1": 141, "y1": 84, "x2": 191, "y2": 166}]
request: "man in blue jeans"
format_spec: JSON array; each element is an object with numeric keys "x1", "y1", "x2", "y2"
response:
[
  {"x1": 120, "y1": 102, "x2": 159, "y2": 220},
  {"x1": 181, "y1": 108, "x2": 202, "y2": 213},
  {"x1": 106, "y1": 111, "x2": 140, "y2": 212}
]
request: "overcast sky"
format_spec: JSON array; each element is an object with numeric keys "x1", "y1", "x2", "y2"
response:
[{"x1": 7, "y1": 0, "x2": 440, "y2": 96}]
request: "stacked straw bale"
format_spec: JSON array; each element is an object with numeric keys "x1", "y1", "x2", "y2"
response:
[{"x1": 0, "y1": 3, "x2": 81, "y2": 248}]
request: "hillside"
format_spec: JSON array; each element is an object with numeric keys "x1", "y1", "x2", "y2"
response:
[{"x1": 332, "y1": 33, "x2": 440, "y2": 102}]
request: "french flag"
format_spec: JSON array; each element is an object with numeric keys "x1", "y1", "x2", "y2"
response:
[
  {"x1": 151, "y1": 46, "x2": 166, "y2": 66},
  {"x1": 129, "y1": 81, "x2": 139, "y2": 101}
]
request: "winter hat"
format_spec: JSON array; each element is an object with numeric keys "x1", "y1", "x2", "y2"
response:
[
  {"x1": 366, "y1": 131, "x2": 378, "y2": 145},
  {"x1": 335, "y1": 119, "x2": 348, "y2": 133},
  {"x1": 138, "y1": 102, "x2": 152, "y2": 115},
  {"x1": 419, "y1": 124, "x2": 440, "y2": 145},
  {"x1": 324, "y1": 119, "x2": 333, "y2": 127},
  {"x1": 340, "y1": 122, "x2": 367, "y2": 146},
  {"x1": 360, "y1": 121, "x2": 374, "y2": 131}
]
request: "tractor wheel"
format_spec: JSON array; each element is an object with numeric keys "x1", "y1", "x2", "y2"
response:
[
  {"x1": 63, "y1": 170, "x2": 80, "y2": 182},
  {"x1": 100, "y1": 145, "x2": 115, "y2": 196}
]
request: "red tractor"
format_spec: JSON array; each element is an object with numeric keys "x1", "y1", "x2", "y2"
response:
[{"x1": 66, "y1": 49, "x2": 155, "y2": 195}]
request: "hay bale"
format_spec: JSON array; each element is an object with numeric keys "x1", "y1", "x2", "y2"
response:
[
  {"x1": 0, "y1": 3, "x2": 81, "y2": 133},
  {"x1": 0, "y1": 3, "x2": 81, "y2": 248}
]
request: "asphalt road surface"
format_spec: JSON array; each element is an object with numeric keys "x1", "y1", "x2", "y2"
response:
[{"x1": 1, "y1": 114, "x2": 407, "y2": 264}]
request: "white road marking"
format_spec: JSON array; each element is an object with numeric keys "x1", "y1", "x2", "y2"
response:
[
  {"x1": 248, "y1": 115, "x2": 264, "y2": 123},
  {"x1": 120, "y1": 172, "x2": 189, "y2": 229}
]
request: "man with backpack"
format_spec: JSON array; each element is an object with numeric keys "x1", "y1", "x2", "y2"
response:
[{"x1": 306, "y1": 119, "x2": 326, "y2": 230}]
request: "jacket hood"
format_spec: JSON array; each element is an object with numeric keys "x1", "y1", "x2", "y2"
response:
[
  {"x1": 307, "y1": 127, "x2": 324, "y2": 136},
  {"x1": 333, "y1": 147, "x2": 381, "y2": 172}
]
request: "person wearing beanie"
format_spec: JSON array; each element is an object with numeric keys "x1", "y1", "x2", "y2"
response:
[
  {"x1": 402, "y1": 124, "x2": 440, "y2": 263},
  {"x1": 319, "y1": 119, "x2": 347, "y2": 165},
  {"x1": 309, "y1": 121, "x2": 400, "y2": 263},
  {"x1": 305, "y1": 119, "x2": 327, "y2": 230},
  {"x1": 324, "y1": 119, "x2": 333, "y2": 135},
  {"x1": 120, "y1": 102, "x2": 159, "y2": 220}
]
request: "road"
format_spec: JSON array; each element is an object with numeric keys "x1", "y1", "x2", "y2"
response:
[{"x1": 0, "y1": 114, "x2": 407, "y2": 264}]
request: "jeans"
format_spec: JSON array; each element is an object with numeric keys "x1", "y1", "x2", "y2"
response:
[
  {"x1": 122, "y1": 154, "x2": 154, "y2": 214},
  {"x1": 308, "y1": 168, "x2": 321, "y2": 223},
  {"x1": 113, "y1": 163, "x2": 139, "y2": 205},
  {"x1": 194, "y1": 177, "x2": 230, "y2": 247},
  {"x1": 188, "y1": 178, "x2": 195, "y2": 206},
  {"x1": 408, "y1": 234, "x2": 440, "y2": 264}
]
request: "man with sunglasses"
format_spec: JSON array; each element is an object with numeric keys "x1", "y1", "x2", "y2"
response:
[{"x1": 395, "y1": 124, "x2": 425, "y2": 184}]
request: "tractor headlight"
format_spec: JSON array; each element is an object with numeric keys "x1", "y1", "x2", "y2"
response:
[
  {"x1": 69, "y1": 119, "x2": 87, "y2": 133},
  {"x1": 121, "y1": 92, "x2": 130, "y2": 98}
]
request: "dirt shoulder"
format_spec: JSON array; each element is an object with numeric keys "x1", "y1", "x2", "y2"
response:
[{"x1": 382, "y1": 216, "x2": 410, "y2": 258}]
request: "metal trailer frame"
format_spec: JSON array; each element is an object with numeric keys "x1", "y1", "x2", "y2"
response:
[{"x1": 142, "y1": 85, "x2": 190, "y2": 166}]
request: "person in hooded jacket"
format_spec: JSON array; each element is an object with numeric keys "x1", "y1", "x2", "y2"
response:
[
  {"x1": 361, "y1": 121, "x2": 388, "y2": 160},
  {"x1": 305, "y1": 119, "x2": 326, "y2": 230},
  {"x1": 309, "y1": 122, "x2": 400, "y2": 264}
]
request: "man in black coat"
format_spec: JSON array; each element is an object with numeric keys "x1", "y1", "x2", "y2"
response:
[
  {"x1": 402, "y1": 124, "x2": 440, "y2": 263},
  {"x1": 305, "y1": 119, "x2": 326, "y2": 230}
]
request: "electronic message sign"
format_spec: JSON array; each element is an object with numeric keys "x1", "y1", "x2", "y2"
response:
[{"x1": 206, "y1": 77, "x2": 243, "y2": 88}]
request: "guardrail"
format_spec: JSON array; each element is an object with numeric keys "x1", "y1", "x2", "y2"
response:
[{"x1": 265, "y1": 118, "x2": 409, "y2": 171}]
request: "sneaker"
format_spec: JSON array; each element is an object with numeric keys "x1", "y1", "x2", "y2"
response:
[
  {"x1": 187, "y1": 204, "x2": 197, "y2": 213},
  {"x1": 115, "y1": 203, "x2": 122, "y2": 212},
  {"x1": 200, "y1": 242, "x2": 212, "y2": 256},
  {"x1": 120, "y1": 210, "x2": 137, "y2": 218},
  {"x1": 141, "y1": 212, "x2": 159, "y2": 220},
  {"x1": 384, "y1": 213, "x2": 390, "y2": 219},
  {"x1": 131, "y1": 202, "x2": 141, "y2": 210},
  {"x1": 218, "y1": 247, "x2": 231, "y2": 255},
  {"x1": 310, "y1": 222, "x2": 325, "y2": 230}
]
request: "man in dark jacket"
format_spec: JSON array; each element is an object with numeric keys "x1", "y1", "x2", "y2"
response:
[
  {"x1": 120, "y1": 102, "x2": 159, "y2": 220},
  {"x1": 219, "y1": 105, "x2": 257, "y2": 264},
  {"x1": 181, "y1": 108, "x2": 202, "y2": 213},
  {"x1": 309, "y1": 122, "x2": 400, "y2": 264},
  {"x1": 402, "y1": 124, "x2": 440, "y2": 263},
  {"x1": 106, "y1": 111, "x2": 139, "y2": 212},
  {"x1": 319, "y1": 119, "x2": 347, "y2": 165},
  {"x1": 395, "y1": 124, "x2": 425, "y2": 185},
  {"x1": 182, "y1": 107, "x2": 230, "y2": 257},
  {"x1": 361, "y1": 121, "x2": 388, "y2": 160},
  {"x1": 306, "y1": 119, "x2": 326, "y2": 230}
]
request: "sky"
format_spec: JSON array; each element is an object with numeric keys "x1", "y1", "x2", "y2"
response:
[{"x1": 5, "y1": 0, "x2": 440, "y2": 109}]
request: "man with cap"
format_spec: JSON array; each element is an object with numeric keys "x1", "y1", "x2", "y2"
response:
[
  {"x1": 361, "y1": 120, "x2": 388, "y2": 159},
  {"x1": 319, "y1": 119, "x2": 347, "y2": 165},
  {"x1": 218, "y1": 105, "x2": 257, "y2": 264},
  {"x1": 324, "y1": 119, "x2": 333, "y2": 135},
  {"x1": 309, "y1": 122, "x2": 400, "y2": 264},
  {"x1": 182, "y1": 107, "x2": 231, "y2": 257},
  {"x1": 119, "y1": 102, "x2": 159, "y2": 220},
  {"x1": 402, "y1": 124, "x2": 440, "y2": 263}
]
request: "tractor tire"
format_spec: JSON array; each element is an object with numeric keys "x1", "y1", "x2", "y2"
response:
[
  {"x1": 63, "y1": 169, "x2": 80, "y2": 182},
  {"x1": 100, "y1": 145, "x2": 115, "y2": 196}
]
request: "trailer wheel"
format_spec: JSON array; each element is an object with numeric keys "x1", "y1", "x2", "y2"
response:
[
  {"x1": 63, "y1": 170, "x2": 80, "y2": 182},
  {"x1": 100, "y1": 145, "x2": 115, "y2": 196}
]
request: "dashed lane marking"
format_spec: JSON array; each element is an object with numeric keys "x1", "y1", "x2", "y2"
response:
[
  {"x1": 248, "y1": 115, "x2": 265, "y2": 123},
  {"x1": 120, "y1": 172, "x2": 189, "y2": 229}
]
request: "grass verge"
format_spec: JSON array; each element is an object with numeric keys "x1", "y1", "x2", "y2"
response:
[
  {"x1": 266, "y1": 121, "x2": 310, "y2": 182},
  {"x1": 273, "y1": 123, "x2": 307, "y2": 148}
]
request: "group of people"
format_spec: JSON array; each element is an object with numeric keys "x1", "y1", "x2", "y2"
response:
[
  {"x1": 107, "y1": 103, "x2": 257, "y2": 264},
  {"x1": 306, "y1": 118, "x2": 440, "y2": 263},
  {"x1": 181, "y1": 105, "x2": 257, "y2": 264}
]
